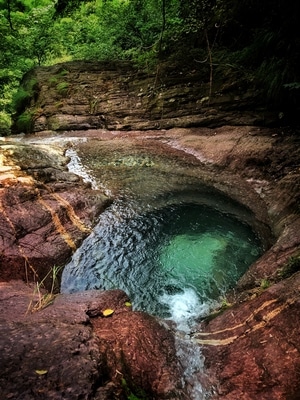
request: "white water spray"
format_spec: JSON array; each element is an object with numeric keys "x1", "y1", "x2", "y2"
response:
[
  {"x1": 65, "y1": 148, "x2": 99, "y2": 189},
  {"x1": 160, "y1": 288, "x2": 218, "y2": 399}
]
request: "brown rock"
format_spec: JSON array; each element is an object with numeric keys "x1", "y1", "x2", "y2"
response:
[
  {"x1": 12, "y1": 60, "x2": 280, "y2": 135},
  {"x1": 92, "y1": 311, "x2": 184, "y2": 399},
  {"x1": 0, "y1": 282, "x2": 184, "y2": 399},
  {"x1": 0, "y1": 141, "x2": 111, "y2": 286},
  {"x1": 2, "y1": 59, "x2": 300, "y2": 399},
  {"x1": 196, "y1": 272, "x2": 300, "y2": 399}
]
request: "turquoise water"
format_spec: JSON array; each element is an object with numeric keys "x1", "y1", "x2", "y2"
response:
[
  {"x1": 61, "y1": 200, "x2": 263, "y2": 323},
  {"x1": 62, "y1": 141, "x2": 265, "y2": 327},
  {"x1": 23, "y1": 134, "x2": 267, "y2": 398}
]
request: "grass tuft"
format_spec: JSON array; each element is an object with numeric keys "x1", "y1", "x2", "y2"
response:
[{"x1": 27, "y1": 265, "x2": 62, "y2": 313}]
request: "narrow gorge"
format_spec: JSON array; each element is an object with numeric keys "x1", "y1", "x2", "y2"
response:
[{"x1": 0, "y1": 61, "x2": 299, "y2": 399}]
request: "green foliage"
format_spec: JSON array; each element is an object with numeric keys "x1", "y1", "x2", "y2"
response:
[
  {"x1": 12, "y1": 87, "x2": 32, "y2": 114},
  {"x1": 15, "y1": 110, "x2": 34, "y2": 133},
  {"x1": 260, "y1": 279, "x2": 270, "y2": 290},
  {"x1": 0, "y1": 111, "x2": 11, "y2": 136},
  {"x1": 202, "y1": 296, "x2": 232, "y2": 322},
  {"x1": 1, "y1": 0, "x2": 299, "y2": 128},
  {"x1": 256, "y1": 58, "x2": 288, "y2": 105},
  {"x1": 220, "y1": 296, "x2": 232, "y2": 310},
  {"x1": 56, "y1": 81, "x2": 69, "y2": 96},
  {"x1": 25, "y1": 5, "x2": 57, "y2": 65},
  {"x1": 0, "y1": 1, "x2": 55, "y2": 120},
  {"x1": 12, "y1": 78, "x2": 38, "y2": 114},
  {"x1": 52, "y1": 0, "x2": 170, "y2": 65},
  {"x1": 27, "y1": 265, "x2": 62, "y2": 313},
  {"x1": 121, "y1": 377, "x2": 149, "y2": 400},
  {"x1": 284, "y1": 82, "x2": 300, "y2": 91},
  {"x1": 48, "y1": 69, "x2": 69, "y2": 88},
  {"x1": 58, "y1": 68, "x2": 69, "y2": 76},
  {"x1": 278, "y1": 254, "x2": 300, "y2": 280},
  {"x1": 48, "y1": 76, "x2": 59, "y2": 87}
]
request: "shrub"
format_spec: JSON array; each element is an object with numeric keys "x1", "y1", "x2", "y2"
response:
[
  {"x1": 48, "y1": 76, "x2": 59, "y2": 87},
  {"x1": 0, "y1": 111, "x2": 11, "y2": 136},
  {"x1": 56, "y1": 81, "x2": 69, "y2": 96},
  {"x1": 279, "y1": 255, "x2": 300, "y2": 279},
  {"x1": 15, "y1": 110, "x2": 34, "y2": 133},
  {"x1": 12, "y1": 78, "x2": 39, "y2": 115}
]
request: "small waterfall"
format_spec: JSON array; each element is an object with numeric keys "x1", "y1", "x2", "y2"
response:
[
  {"x1": 175, "y1": 335, "x2": 212, "y2": 399},
  {"x1": 60, "y1": 141, "x2": 264, "y2": 398}
]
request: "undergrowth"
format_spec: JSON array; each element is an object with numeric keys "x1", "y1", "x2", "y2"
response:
[
  {"x1": 27, "y1": 265, "x2": 62, "y2": 313},
  {"x1": 278, "y1": 254, "x2": 300, "y2": 280}
]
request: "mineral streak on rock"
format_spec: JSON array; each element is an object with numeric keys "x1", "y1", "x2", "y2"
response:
[
  {"x1": 196, "y1": 272, "x2": 300, "y2": 399},
  {"x1": 1, "y1": 60, "x2": 300, "y2": 399},
  {"x1": 0, "y1": 141, "x2": 111, "y2": 285}
]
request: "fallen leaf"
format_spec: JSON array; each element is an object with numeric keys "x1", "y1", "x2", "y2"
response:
[
  {"x1": 102, "y1": 308, "x2": 114, "y2": 317},
  {"x1": 124, "y1": 302, "x2": 132, "y2": 307},
  {"x1": 35, "y1": 370, "x2": 48, "y2": 375}
]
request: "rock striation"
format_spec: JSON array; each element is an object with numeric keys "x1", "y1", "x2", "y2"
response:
[
  {"x1": 1, "y1": 61, "x2": 300, "y2": 398},
  {"x1": 0, "y1": 139, "x2": 111, "y2": 285},
  {"x1": 13, "y1": 60, "x2": 279, "y2": 134},
  {"x1": 196, "y1": 271, "x2": 300, "y2": 399}
]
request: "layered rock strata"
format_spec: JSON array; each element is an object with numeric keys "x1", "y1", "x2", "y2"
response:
[
  {"x1": 1, "y1": 60, "x2": 299, "y2": 398},
  {"x1": 0, "y1": 139, "x2": 110, "y2": 285}
]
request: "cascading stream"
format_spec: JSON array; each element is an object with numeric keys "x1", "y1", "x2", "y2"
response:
[
  {"x1": 61, "y1": 140, "x2": 265, "y2": 399},
  {"x1": 62, "y1": 199, "x2": 262, "y2": 327}
]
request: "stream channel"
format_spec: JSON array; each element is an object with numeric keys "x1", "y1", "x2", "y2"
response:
[
  {"x1": 53, "y1": 132, "x2": 267, "y2": 398},
  {"x1": 25, "y1": 132, "x2": 267, "y2": 398}
]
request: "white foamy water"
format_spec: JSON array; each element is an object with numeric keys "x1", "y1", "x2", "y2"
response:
[
  {"x1": 66, "y1": 148, "x2": 99, "y2": 189},
  {"x1": 160, "y1": 287, "x2": 215, "y2": 332},
  {"x1": 160, "y1": 288, "x2": 217, "y2": 399},
  {"x1": 175, "y1": 336, "x2": 210, "y2": 400}
]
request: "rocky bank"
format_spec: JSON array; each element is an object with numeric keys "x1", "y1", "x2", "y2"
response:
[{"x1": 1, "y1": 61, "x2": 300, "y2": 399}]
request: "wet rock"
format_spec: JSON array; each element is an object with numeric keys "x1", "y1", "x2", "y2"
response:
[
  {"x1": 0, "y1": 141, "x2": 111, "y2": 285},
  {"x1": 196, "y1": 271, "x2": 300, "y2": 399},
  {"x1": 92, "y1": 311, "x2": 184, "y2": 399},
  {"x1": 0, "y1": 281, "x2": 184, "y2": 399}
]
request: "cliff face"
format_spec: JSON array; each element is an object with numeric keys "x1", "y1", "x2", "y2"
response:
[
  {"x1": 1, "y1": 61, "x2": 300, "y2": 399},
  {"x1": 13, "y1": 60, "x2": 279, "y2": 135}
]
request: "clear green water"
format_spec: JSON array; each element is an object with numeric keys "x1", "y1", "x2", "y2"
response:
[
  {"x1": 24, "y1": 135, "x2": 267, "y2": 398},
  {"x1": 62, "y1": 142, "x2": 265, "y2": 327},
  {"x1": 61, "y1": 200, "x2": 263, "y2": 324}
]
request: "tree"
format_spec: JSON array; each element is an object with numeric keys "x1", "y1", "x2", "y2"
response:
[
  {"x1": 0, "y1": 0, "x2": 56, "y2": 121},
  {"x1": 0, "y1": 0, "x2": 299, "y2": 130}
]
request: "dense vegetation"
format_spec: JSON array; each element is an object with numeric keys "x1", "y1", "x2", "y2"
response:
[{"x1": 0, "y1": 0, "x2": 299, "y2": 134}]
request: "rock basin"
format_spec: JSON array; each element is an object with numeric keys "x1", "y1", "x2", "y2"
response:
[
  {"x1": 1, "y1": 59, "x2": 300, "y2": 399},
  {"x1": 0, "y1": 125, "x2": 299, "y2": 399}
]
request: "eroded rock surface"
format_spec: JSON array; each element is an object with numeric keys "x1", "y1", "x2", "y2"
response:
[
  {"x1": 0, "y1": 140, "x2": 111, "y2": 285},
  {"x1": 1, "y1": 60, "x2": 300, "y2": 399},
  {"x1": 196, "y1": 272, "x2": 300, "y2": 399},
  {"x1": 0, "y1": 281, "x2": 184, "y2": 399},
  {"x1": 14, "y1": 60, "x2": 280, "y2": 134}
]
